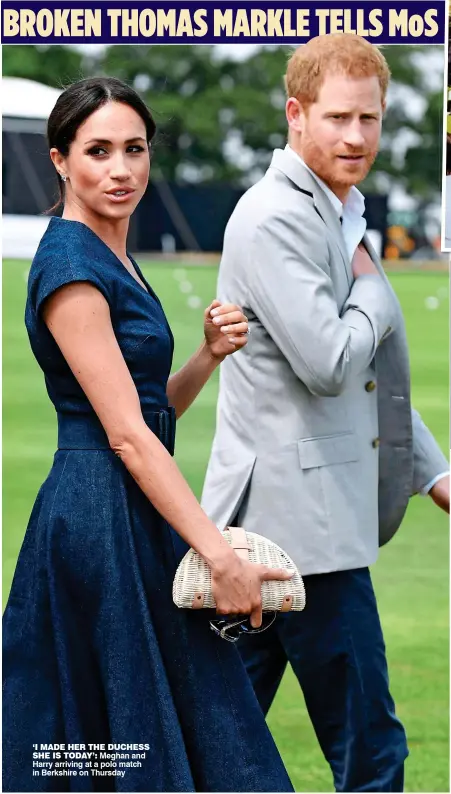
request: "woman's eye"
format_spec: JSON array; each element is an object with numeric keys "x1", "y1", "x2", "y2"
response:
[
  {"x1": 86, "y1": 144, "x2": 146, "y2": 156},
  {"x1": 87, "y1": 146, "x2": 107, "y2": 156}
]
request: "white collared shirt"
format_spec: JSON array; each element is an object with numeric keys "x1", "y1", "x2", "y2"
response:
[
  {"x1": 285, "y1": 146, "x2": 448, "y2": 496},
  {"x1": 286, "y1": 144, "x2": 367, "y2": 261}
]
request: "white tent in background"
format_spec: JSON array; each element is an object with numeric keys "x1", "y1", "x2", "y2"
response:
[
  {"x1": 2, "y1": 77, "x2": 62, "y2": 259},
  {"x1": 3, "y1": 76, "x2": 62, "y2": 125}
]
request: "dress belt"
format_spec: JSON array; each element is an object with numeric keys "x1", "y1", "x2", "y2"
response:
[{"x1": 57, "y1": 407, "x2": 176, "y2": 456}]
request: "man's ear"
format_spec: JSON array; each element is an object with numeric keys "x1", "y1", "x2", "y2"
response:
[{"x1": 286, "y1": 97, "x2": 306, "y2": 134}]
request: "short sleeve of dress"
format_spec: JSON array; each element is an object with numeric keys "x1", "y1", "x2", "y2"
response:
[{"x1": 30, "y1": 248, "x2": 112, "y2": 319}]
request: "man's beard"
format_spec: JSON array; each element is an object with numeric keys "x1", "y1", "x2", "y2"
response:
[{"x1": 301, "y1": 134, "x2": 377, "y2": 193}]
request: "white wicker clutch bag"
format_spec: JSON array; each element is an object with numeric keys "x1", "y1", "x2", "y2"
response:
[{"x1": 173, "y1": 526, "x2": 306, "y2": 613}]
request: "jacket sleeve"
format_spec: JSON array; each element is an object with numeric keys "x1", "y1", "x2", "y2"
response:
[
  {"x1": 248, "y1": 210, "x2": 397, "y2": 397},
  {"x1": 411, "y1": 407, "x2": 449, "y2": 494}
]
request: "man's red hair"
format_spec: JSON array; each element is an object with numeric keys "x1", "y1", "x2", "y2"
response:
[{"x1": 285, "y1": 34, "x2": 390, "y2": 107}]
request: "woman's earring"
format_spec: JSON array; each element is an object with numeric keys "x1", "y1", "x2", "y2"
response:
[{"x1": 60, "y1": 174, "x2": 67, "y2": 183}]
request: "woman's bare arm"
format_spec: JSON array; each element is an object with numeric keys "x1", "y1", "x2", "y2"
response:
[
  {"x1": 167, "y1": 301, "x2": 248, "y2": 419},
  {"x1": 166, "y1": 341, "x2": 218, "y2": 419},
  {"x1": 43, "y1": 282, "x2": 232, "y2": 568},
  {"x1": 43, "y1": 282, "x2": 290, "y2": 625}
]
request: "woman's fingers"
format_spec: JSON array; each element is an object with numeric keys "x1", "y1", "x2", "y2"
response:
[
  {"x1": 209, "y1": 304, "x2": 249, "y2": 348},
  {"x1": 249, "y1": 566, "x2": 293, "y2": 626},
  {"x1": 212, "y1": 561, "x2": 292, "y2": 625},
  {"x1": 249, "y1": 604, "x2": 263, "y2": 629},
  {"x1": 260, "y1": 566, "x2": 294, "y2": 581},
  {"x1": 210, "y1": 302, "x2": 243, "y2": 317},
  {"x1": 211, "y1": 310, "x2": 247, "y2": 327},
  {"x1": 227, "y1": 336, "x2": 248, "y2": 348},
  {"x1": 220, "y1": 321, "x2": 248, "y2": 335},
  {"x1": 204, "y1": 299, "x2": 222, "y2": 321},
  {"x1": 206, "y1": 298, "x2": 222, "y2": 312},
  {"x1": 215, "y1": 602, "x2": 235, "y2": 616}
]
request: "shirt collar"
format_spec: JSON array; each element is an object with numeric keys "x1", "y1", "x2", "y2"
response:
[{"x1": 285, "y1": 144, "x2": 365, "y2": 220}]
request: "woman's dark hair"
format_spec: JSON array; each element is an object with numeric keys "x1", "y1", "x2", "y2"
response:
[{"x1": 47, "y1": 76, "x2": 156, "y2": 213}]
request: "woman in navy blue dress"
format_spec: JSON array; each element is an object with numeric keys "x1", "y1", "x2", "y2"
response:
[{"x1": 3, "y1": 77, "x2": 293, "y2": 793}]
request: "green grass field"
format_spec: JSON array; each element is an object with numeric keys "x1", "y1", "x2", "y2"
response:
[{"x1": 3, "y1": 259, "x2": 449, "y2": 792}]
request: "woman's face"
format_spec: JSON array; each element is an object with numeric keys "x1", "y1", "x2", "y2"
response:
[{"x1": 52, "y1": 101, "x2": 150, "y2": 221}]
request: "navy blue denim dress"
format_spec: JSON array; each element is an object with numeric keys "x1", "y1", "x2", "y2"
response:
[{"x1": 3, "y1": 217, "x2": 293, "y2": 793}]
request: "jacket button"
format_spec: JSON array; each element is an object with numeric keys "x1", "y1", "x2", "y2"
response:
[
  {"x1": 365, "y1": 380, "x2": 376, "y2": 392},
  {"x1": 372, "y1": 438, "x2": 380, "y2": 449}
]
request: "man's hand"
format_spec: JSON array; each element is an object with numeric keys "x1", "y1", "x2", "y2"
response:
[
  {"x1": 352, "y1": 243, "x2": 380, "y2": 278},
  {"x1": 429, "y1": 475, "x2": 450, "y2": 513}
]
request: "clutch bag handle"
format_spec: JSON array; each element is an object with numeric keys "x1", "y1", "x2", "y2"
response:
[{"x1": 227, "y1": 526, "x2": 252, "y2": 561}]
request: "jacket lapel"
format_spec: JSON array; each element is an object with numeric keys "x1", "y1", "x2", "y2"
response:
[
  {"x1": 362, "y1": 234, "x2": 384, "y2": 275},
  {"x1": 363, "y1": 235, "x2": 404, "y2": 330},
  {"x1": 269, "y1": 148, "x2": 352, "y2": 288}
]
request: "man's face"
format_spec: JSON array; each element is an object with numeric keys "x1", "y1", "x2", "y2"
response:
[{"x1": 296, "y1": 73, "x2": 383, "y2": 199}]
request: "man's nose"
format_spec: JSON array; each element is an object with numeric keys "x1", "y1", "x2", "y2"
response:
[{"x1": 342, "y1": 121, "x2": 365, "y2": 148}]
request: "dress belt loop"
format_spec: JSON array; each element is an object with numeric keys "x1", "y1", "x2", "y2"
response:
[
  {"x1": 158, "y1": 409, "x2": 168, "y2": 450},
  {"x1": 157, "y1": 406, "x2": 176, "y2": 456}
]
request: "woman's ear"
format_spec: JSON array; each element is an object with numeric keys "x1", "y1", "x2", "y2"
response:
[{"x1": 49, "y1": 147, "x2": 67, "y2": 180}]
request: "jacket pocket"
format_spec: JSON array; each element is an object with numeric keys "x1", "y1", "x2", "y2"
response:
[{"x1": 297, "y1": 433, "x2": 359, "y2": 469}]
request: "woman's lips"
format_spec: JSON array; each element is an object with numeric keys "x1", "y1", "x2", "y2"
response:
[{"x1": 105, "y1": 189, "x2": 136, "y2": 203}]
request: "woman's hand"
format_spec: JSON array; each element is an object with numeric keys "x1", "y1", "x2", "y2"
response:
[
  {"x1": 204, "y1": 299, "x2": 249, "y2": 361},
  {"x1": 210, "y1": 553, "x2": 293, "y2": 628}
]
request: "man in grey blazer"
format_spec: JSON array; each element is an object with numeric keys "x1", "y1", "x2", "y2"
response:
[{"x1": 202, "y1": 34, "x2": 449, "y2": 792}]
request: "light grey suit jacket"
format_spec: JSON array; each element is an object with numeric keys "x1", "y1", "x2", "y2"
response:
[{"x1": 201, "y1": 148, "x2": 448, "y2": 575}]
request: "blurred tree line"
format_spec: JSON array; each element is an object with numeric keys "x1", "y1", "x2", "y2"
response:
[{"x1": 3, "y1": 44, "x2": 443, "y2": 201}]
